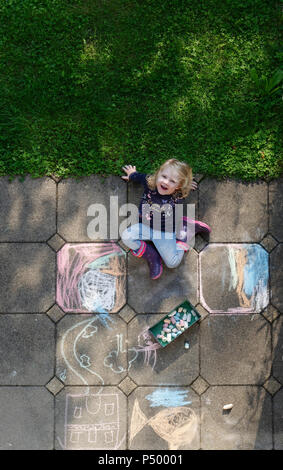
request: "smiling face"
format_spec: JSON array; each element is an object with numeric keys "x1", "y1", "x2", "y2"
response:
[{"x1": 156, "y1": 165, "x2": 180, "y2": 196}]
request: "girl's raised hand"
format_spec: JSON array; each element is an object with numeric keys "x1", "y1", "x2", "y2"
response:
[{"x1": 121, "y1": 165, "x2": 137, "y2": 181}]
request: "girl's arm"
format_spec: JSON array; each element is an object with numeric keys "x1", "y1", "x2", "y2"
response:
[{"x1": 121, "y1": 165, "x2": 148, "y2": 187}]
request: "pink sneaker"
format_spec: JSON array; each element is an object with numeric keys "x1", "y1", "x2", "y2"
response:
[{"x1": 177, "y1": 217, "x2": 211, "y2": 244}]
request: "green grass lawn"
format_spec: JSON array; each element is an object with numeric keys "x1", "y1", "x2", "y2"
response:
[{"x1": 0, "y1": 0, "x2": 282, "y2": 181}]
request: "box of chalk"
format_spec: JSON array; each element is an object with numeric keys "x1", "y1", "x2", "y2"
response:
[{"x1": 149, "y1": 300, "x2": 201, "y2": 347}]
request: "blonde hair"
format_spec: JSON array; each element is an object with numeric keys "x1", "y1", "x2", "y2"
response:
[{"x1": 146, "y1": 159, "x2": 193, "y2": 199}]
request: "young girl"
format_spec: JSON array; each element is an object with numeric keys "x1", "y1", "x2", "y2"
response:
[{"x1": 121, "y1": 159, "x2": 211, "y2": 279}]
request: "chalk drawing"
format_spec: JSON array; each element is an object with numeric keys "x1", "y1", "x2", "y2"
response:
[
  {"x1": 200, "y1": 244, "x2": 269, "y2": 314},
  {"x1": 136, "y1": 328, "x2": 162, "y2": 370},
  {"x1": 63, "y1": 392, "x2": 123, "y2": 450},
  {"x1": 56, "y1": 243, "x2": 126, "y2": 315},
  {"x1": 145, "y1": 389, "x2": 192, "y2": 408},
  {"x1": 78, "y1": 269, "x2": 116, "y2": 312},
  {"x1": 104, "y1": 334, "x2": 138, "y2": 374},
  {"x1": 57, "y1": 315, "x2": 127, "y2": 450},
  {"x1": 130, "y1": 398, "x2": 198, "y2": 450},
  {"x1": 59, "y1": 317, "x2": 104, "y2": 390}
]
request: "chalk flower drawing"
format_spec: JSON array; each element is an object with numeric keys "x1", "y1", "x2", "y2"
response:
[
  {"x1": 104, "y1": 334, "x2": 138, "y2": 374},
  {"x1": 79, "y1": 354, "x2": 91, "y2": 368}
]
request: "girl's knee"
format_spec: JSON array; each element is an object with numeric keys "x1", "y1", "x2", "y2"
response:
[
  {"x1": 121, "y1": 227, "x2": 130, "y2": 241},
  {"x1": 164, "y1": 258, "x2": 182, "y2": 269}
]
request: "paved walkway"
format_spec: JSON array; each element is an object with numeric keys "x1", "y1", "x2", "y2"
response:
[{"x1": 0, "y1": 174, "x2": 282, "y2": 450}]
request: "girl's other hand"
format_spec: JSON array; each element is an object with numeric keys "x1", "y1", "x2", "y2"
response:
[
  {"x1": 121, "y1": 165, "x2": 137, "y2": 181},
  {"x1": 191, "y1": 180, "x2": 198, "y2": 191}
]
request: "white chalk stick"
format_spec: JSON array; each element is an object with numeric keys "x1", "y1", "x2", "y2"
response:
[{"x1": 223, "y1": 403, "x2": 233, "y2": 410}]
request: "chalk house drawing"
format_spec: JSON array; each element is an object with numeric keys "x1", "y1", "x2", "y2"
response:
[
  {"x1": 200, "y1": 244, "x2": 269, "y2": 313},
  {"x1": 130, "y1": 389, "x2": 198, "y2": 450},
  {"x1": 56, "y1": 243, "x2": 126, "y2": 314},
  {"x1": 57, "y1": 315, "x2": 127, "y2": 450},
  {"x1": 62, "y1": 392, "x2": 123, "y2": 450}
]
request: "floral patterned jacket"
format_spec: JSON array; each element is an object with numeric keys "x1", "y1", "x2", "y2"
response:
[{"x1": 129, "y1": 172, "x2": 184, "y2": 232}]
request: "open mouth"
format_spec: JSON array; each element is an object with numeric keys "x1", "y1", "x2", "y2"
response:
[{"x1": 160, "y1": 184, "x2": 168, "y2": 191}]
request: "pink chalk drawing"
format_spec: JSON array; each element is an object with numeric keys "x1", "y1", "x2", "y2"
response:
[
  {"x1": 136, "y1": 328, "x2": 162, "y2": 370},
  {"x1": 56, "y1": 243, "x2": 126, "y2": 313}
]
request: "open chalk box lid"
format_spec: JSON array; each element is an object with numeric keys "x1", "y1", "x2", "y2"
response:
[{"x1": 149, "y1": 299, "x2": 201, "y2": 347}]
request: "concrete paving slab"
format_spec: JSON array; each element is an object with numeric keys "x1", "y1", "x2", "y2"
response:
[
  {"x1": 274, "y1": 388, "x2": 283, "y2": 449},
  {"x1": 57, "y1": 175, "x2": 127, "y2": 241},
  {"x1": 128, "y1": 386, "x2": 200, "y2": 450},
  {"x1": 200, "y1": 243, "x2": 269, "y2": 313},
  {"x1": 128, "y1": 249, "x2": 198, "y2": 313},
  {"x1": 55, "y1": 386, "x2": 127, "y2": 450},
  {"x1": 199, "y1": 179, "x2": 268, "y2": 242},
  {"x1": 0, "y1": 314, "x2": 55, "y2": 385},
  {"x1": 0, "y1": 243, "x2": 55, "y2": 312},
  {"x1": 0, "y1": 387, "x2": 53, "y2": 450},
  {"x1": 270, "y1": 244, "x2": 283, "y2": 313},
  {"x1": 127, "y1": 314, "x2": 199, "y2": 386},
  {"x1": 56, "y1": 242, "x2": 126, "y2": 313},
  {"x1": 269, "y1": 178, "x2": 283, "y2": 242},
  {"x1": 0, "y1": 176, "x2": 56, "y2": 241},
  {"x1": 200, "y1": 315, "x2": 272, "y2": 385},
  {"x1": 201, "y1": 386, "x2": 272, "y2": 449},
  {"x1": 272, "y1": 316, "x2": 283, "y2": 385},
  {"x1": 56, "y1": 314, "x2": 128, "y2": 386}
]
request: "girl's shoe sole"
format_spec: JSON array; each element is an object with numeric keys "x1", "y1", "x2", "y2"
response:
[{"x1": 182, "y1": 217, "x2": 211, "y2": 233}]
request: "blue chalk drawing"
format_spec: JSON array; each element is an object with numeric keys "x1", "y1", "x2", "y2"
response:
[
  {"x1": 243, "y1": 244, "x2": 269, "y2": 298},
  {"x1": 226, "y1": 244, "x2": 269, "y2": 312},
  {"x1": 145, "y1": 389, "x2": 192, "y2": 408},
  {"x1": 94, "y1": 308, "x2": 115, "y2": 329}
]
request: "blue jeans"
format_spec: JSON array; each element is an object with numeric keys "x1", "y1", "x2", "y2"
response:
[{"x1": 121, "y1": 223, "x2": 184, "y2": 268}]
